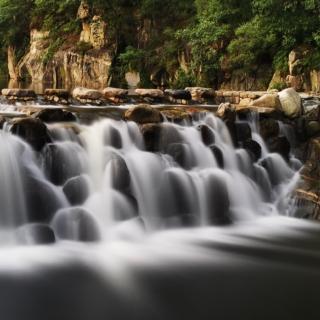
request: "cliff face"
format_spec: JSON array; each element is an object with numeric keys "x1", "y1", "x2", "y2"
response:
[{"x1": 17, "y1": 1, "x2": 112, "y2": 91}]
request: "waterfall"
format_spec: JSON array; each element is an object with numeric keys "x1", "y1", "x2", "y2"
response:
[{"x1": 0, "y1": 112, "x2": 300, "y2": 244}]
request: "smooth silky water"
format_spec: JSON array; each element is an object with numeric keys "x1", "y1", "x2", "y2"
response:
[{"x1": 0, "y1": 108, "x2": 319, "y2": 320}]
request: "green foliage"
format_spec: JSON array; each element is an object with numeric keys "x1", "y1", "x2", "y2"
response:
[
  {"x1": 269, "y1": 81, "x2": 287, "y2": 91},
  {"x1": 0, "y1": 0, "x2": 320, "y2": 87},
  {"x1": 171, "y1": 70, "x2": 196, "y2": 89}
]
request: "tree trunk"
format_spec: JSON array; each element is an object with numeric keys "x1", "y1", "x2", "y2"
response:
[{"x1": 7, "y1": 46, "x2": 20, "y2": 80}]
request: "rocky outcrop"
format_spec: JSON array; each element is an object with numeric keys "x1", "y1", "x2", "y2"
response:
[{"x1": 296, "y1": 137, "x2": 320, "y2": 219}]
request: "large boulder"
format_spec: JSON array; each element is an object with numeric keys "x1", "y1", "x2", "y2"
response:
[
  {"x1": 124, "y1": 104, "x2": 162, "y2": 124},
  {"x1": 72, "y1": 87, "x2": 102, "y2": 102},
  {"x1": 33, "y1": 108, "x2": 77, "y2": 123},
  {"x1": 278, "y1": 88, "x2": 302, "y2": 118},
  {"x1": 10, "y1": 117, "x2": 51, "y2": 151},
  {"x1": 250, "y1": 93, "x2": 281, "y2": 109}
]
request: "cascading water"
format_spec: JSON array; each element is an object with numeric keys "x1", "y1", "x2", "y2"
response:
[
  {"x1": 1, "y1": 109, "x2": 318, "y2": 320},
  {"x1": 0, "y1": 112, "x2": 300, "y2": 242}
]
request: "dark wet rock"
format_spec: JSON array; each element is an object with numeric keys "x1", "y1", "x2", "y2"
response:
[
  {"x1": 16, "y1": 223, "x2": 55, "y2": 245},
  {"x1": 52, "y1": 208, "x2": 100, "y2": 242},
  {"x1": 197, "y1": 124, "x2": 215, "y2": 146},
  {"x1": 235, "y1": 122, "x2": 252, "y2": 143},
  {"x1": 109, "y1": 156, "x2": 131, "y2": 192},
  {"x1": 166, "y1": 143, "x2": 192, "y2": 169},
  {"x1": 268, "y1": 136, "x2": 291, "y2": 161},
  {"x1": 206, "y1": 174, "x2": 231, "y2": 225},
  {"x1": 42, "y1": 143, "x2": 85, "y2": 185},
  {"x1": 24, "y1": 175, "x2": 64, "y2": 222},
  {"x1": 243, "y1": 140, "x2": 262, "y2": 162},
  {"x1": 141, "y1": 123, "x2": 182, "y2": 152},
  {"x1": 259, "y1": 118, "x2": 280, "y2": 140},
  {"x1": 0, "y1": 116, "x2": 6, "y2": 129},
  {"x1": 306, "y1": 121, "x2": 320, "y2": 138},
  {"x1": 104, "y1": 126, "x2": 122, "y2": 149},
  {"x1": 63, "y1": 175, "x2": 90, "y2": 206},
  {"x1": 164, "y1": 89, "x2": 192, "y2": 101},
  {"x1": 124, "y1": 104, "x2": 162, "y2": 124},
  {"x1": 209, "y1": 145, "x2": 224, "y2": 168},
  {"x1": 33, "y1": 108, "x2": 77, "y2": 123},
  {"x1": 10, "y1": 117, "x2": 51, "y2": 151},
  {"x1": 159, "y1": 170, "x2": 194, "y2": 218}
]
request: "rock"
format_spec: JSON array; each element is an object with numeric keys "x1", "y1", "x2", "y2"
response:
[
  {"x1": 42, "y1": 143, "x2": 85, "y2": 185},
  {"x1": 206, "y1": 174, "x2": 231, "y2": 225},
  {"x1": 278, "y1": 88, "x2": 302, "y2": 118},
  {"x1": 243, "y1": 140, "x2": 262, "y2": 162},
  {"x1": 77, "y1": 0, "x2": 90, "y2": 20},
  {"x1": 164, "y1": 89, "x2": 192, "y2": 101},
  {"x1": 235, "y1": 122, "x2": 252, "y2": 142},
  {"x1": 10, "y1": 117, "x2": 51, "y2": 151},
  {"x1": 52, "y1": 208, "x2": 100, "y2": 242},
  {"x1": 161, "y1": 108, "x2": 192, "y2": 124},
  {"x1": 108, "y1": 157, "x2": 131, "y2": 192},
  {"x1": 24, "y1": 176, "x2": 65, "y2": 222},
  {"x1": 295, "y1": 137, "x2": 320, "y2": 219},
  {"x1": 63, "y1": 175, "x2": 90, "y2": 206},
  {"x1": 166, "y1": 143, "x2": 191, "y2": 169},
  {"x1": 197, "y1": 124, "x2": 215, "y2": 146},
  {"x1": 216, "y1": 103, "x2": 236, "y2": 122},
  {"x1": 209, "y1": 145, "x2": 224, "y2": 168},
  {"x1": 72, "y1": 87, "x2": 103, "y2": 102},
  {"x1": 306, "y1": 121, "x2": 320, "y2": 137},
  {"x1": 268, "y1": 136, "x2": 291, "y2": 160},
  {"x1": 104, "y1": 126, "x2": 123, "y2": 149},
  {"x1": 16, "y1": 223, "x2": 56, "y2": 245},
  {"x1": 141, "y1": 123, "x2": 182, "y2": 152},
  {"x1": 1, "y1": 88, "x2": 36, "y2": 101},
  {"x1": 238, "y1": 98, "x2": 253, "y2": 109},
  {"x1": 259, "y1": 119, "x2": 280, "y2": 140},
  {"x1": 124, "y1": 104, "x2": 162, "y2": 124},
  {"x1": 44, "y1": 89, "x2": 69, "y2": 99},
  {"x1": 250, "y1": 93, "x2": 281, "y2": 109},
  {"x1": 135, "y1": 89, "x2": 164, "y2": 98},
  {"x1": 185, "y1": 87, "x2": 215, "y2": 102},
  {"x1": 102, "y1": 87, "x2": 128, "y2": 102},
  {"x1": 33, "y1": 108, "x2": 77, "y2": 123}
]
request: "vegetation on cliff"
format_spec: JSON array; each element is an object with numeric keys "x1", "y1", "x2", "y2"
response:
[{"x1": 0, "y1": 0, "x2": 319, "y2": 88}]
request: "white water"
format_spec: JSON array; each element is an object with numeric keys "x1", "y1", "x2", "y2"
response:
[{"x1": 0, "y1": 112, "x2": 300, "y2": 243}]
